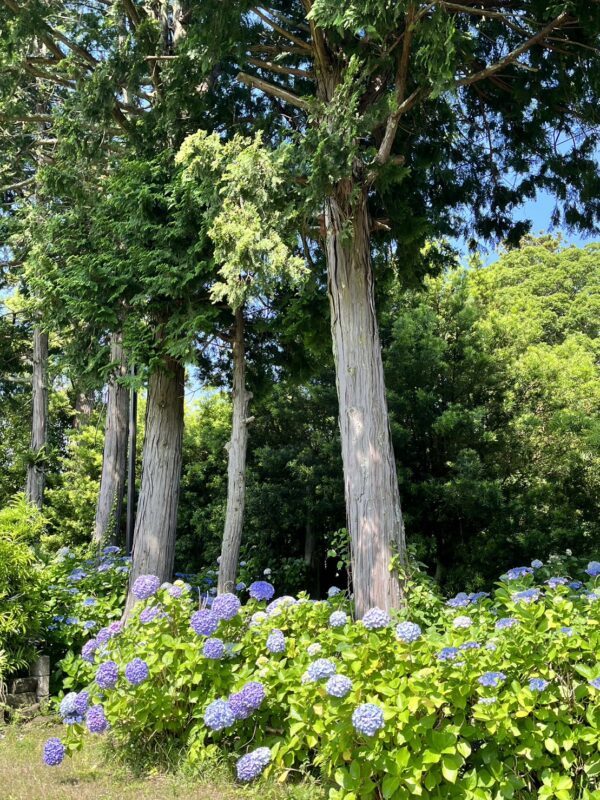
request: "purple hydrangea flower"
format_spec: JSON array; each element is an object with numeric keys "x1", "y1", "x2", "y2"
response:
[
  {"x1": 248, "y1": 581, "x2": 275, "y2": 602},
  {"x1": 504, "y1": 567, "x2": 533, "y2": 581},
  {"x1": 203, "y1": 638, "x2": 225, "y2": 660},
  {"x1": 228, "y1": 682, "x2": 266, "y2": 720},
  {"x1": 132, "y1": 574, "x2": 161, "y2": 601},
  {"x1": 86, "y1": 704, "x2": 109, "y2": 734},
  {"x1": 74, "y1": 691, "x2": 89, "y2": 717},
  {"x1": 168, "y1": 584, "x2": 184, "y2": 598},
  {"x1": 326, "y1": 675, "x2": 353, "y2": 698},
  {"x1": 478, "y1": 671, "x2": 506, "y2": 688},
  {"x1": 65, "y1": 617, "x2": 79, "y2": 626},
  {"x1": 266, "y1": 629, "x2": 286, "y2": 654},
  {"x1": 453, "y1": 615, "x2": 472, "y2": 629},
  {"x1": 438, "y1": 647, "x2": 460, "y2": 661},
  {"x1": 103, "y1": 546, "x2": 121, "y2": 555},
  {"x1": 125, "y1": 657, "x2": 149, "y2": 685},
  {"x1": 496, "y1": 617, "x2": 519, "y2": 631},
  {"x1": 81, "y1": 639, "x2": 98, "y2": 663},
  {"x1": 43, "y1": 738, "x2": 65, "y2": 766},
  {"x1": 236, "y1": 747, "x2": 271, "y2": 782},
  {"x1": 211, "y1": 593, "x2": 241, "y2": 621},
  {"x1": 362, "y1": 608, "x2": 390, "y2": 630},
  {"x1": 95, "y1": 661, "x2": 119, "y2": 689},
  {"x1": 236, "y1": 582, "x2": 246, "y2": 591},
  {"x1": 204, "y1": 699, "x2": 235, "y2": 731},
  {"x1": 446, "y1": 592, "x2": 470, "y2": 608},
  {"x1": 395, "y1": 621, "x2": 422, "y2": 643},
  {"x1": 140, "y1": 605, "x2": 161, "y2": 624},
  {"x1": 96, "y1": 627, "x2": 112, "y2": 645},
  {"x1": 329, "y1": 610, "x2": 348, "y2": 628},
  {"x1": 306, "y1": 658, "x2": 336, "y2": 681},
  {"x1": 352, "y1": 703, "x2": 384, "y2": 736},
  {"x1": 585, "y1": 561, "x2": 600, "y2": 577},
  {"x1": 107, "y1": 621, "x2": 124, "y2": 636},
  {"x1": 190, "y1": 609, "x2": 219, "y2": 637},
  {"x1": 529, "y1": 678, "x2": 549, "y2": 692},
  {"x1": 546, "y1": 577, "x2": 568, "y2": 589},
  {"x1": 531, "y1": 559, "x2": 544, "y2": 569}
]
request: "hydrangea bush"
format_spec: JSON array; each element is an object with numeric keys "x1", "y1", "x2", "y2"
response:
[{"x1": 49, "y1": 564, "x2": 600, "y2": 800}]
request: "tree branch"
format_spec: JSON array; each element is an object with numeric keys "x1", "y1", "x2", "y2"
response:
[
  {"x1": 236, "y1": 72, "x2": 309, "y2": 110},
  {"x1": 251, "y1": 7, "x2": 312, "y2": 51},
  {"x1": 456, "y1": 11, "x2": 570, "y2": 87},
  {"x1": 247, "y1": 58, "x2": 313, "y2": 79}
]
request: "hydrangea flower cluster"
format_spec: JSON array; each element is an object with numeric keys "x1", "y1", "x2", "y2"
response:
[
  {"x1": 248, "y1": 581, "x2": 275, "y2": 601},
  {"x1": 327, "y1": 586, "x2": 342, "y2": 597},
  {"x1": 589, "y1": 678, "x2": 600, "y2": 690},
  {"x1": 531, "y1": 559, "x2": 544, "y2": 569},
  {"x1": 125, "y1": 657, "x2": 149, "y2": 685},
  {"x1": 266, "y1": 596, "x2": 296, "y2": 616},
  {"x1": 236, "y1": 747, "x2": 271, "y2": 782},
  {"x1": 81, "y1": 639, "x2": 98, "y2": 663},
  {"x1": 59, "y1": 692, "x2": 83, "y2": 724},
  {"x1": 266, "y1": 629, "x2": 286, "y2": 654},
  {"x1": 529, "y1": 678, "x2": 549, "y2": 692},
  {"x1": 43, "y1": 737, "x2": 65, "y2": 766},
  {"x1": 326, "y1": 675, "x2": 353, "y2": 698},
  {"x1": 362, "y1": 607, "x2": 390, "y2": 630},
  {"x1": 546, "y1": 577, "x2": 568, "y2": 588},
  {"x1": 203, "y1": 638, "x2": 225, "y2": 659},
  {"x1": 453, "y1": 615, "x2": 472, "y2": 629},
  {"x1": 86, "y1": 704, "x2": 109, "y2": 734},
  {"x1": 212, "y1": 593, "x2": 241, "y2": 621},
  {"x1": 307, "y1": 643, "x2": 322, "y2": 656},
  {"x1": 190, "y1": 609, "x2": 219, "y2": 637},
  {"x1": 96, "y1": 660, "x2": 119, "y2": 689},
  {"x1": 306, "y1": 658, "x2": 336, "y2": 682},
  {"x1": 586, "y1": 561, "x2": 600, "y2": 577},
  {"x1": 132, "y1": 574, "x2": 161, "y2": 601},
  {"x1": 250, "y1": 611, "x2": 267, "y2": 626},
  {"x1": 479, "y1": 671, "x2": 506, "y2": 688},
  {"x1": 512, "y1": 588, "x2": 540, "y2": 604},
  {"x1": 438, "y1": 647, "x2": 460, "y2": 661},
  {"x1": 329, "y1": 610, "x2": 348, "y2": 628},
  {"x1": 352, "y1": 703, "x2": 384, "y2": 736},
  {"x1": 504, "y1": 567, "x2": 533, "y2": 581},
  {"x1": 395, "y1": 621, "x2": 422, "y2": 643},
  {"x1": 496, "y1": 617, "x2": 519, "y2": 630},
  {"x1": 228, "y1": 682, "x2": 266, "y2": 720},
  {"x1": 139, "y1": 605, "x2": 162, "y2": 624},
  {"x1": 447, "y1": 592, "x2": 470, "y2": 608},
  {"x1": 204, "y1": 698, "x2": 235, "y2": 731}
]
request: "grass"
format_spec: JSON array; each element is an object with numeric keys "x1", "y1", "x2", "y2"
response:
[{"x1": 0, "y1": 718, "x2": 325, "y2": 800}]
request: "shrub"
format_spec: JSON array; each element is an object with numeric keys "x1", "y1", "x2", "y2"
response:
[{"x1": 53, "y1": 563, "x2": 600, "y2": 799}]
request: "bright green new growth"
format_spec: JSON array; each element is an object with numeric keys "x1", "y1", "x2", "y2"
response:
[{"x1": 177, "y1": 131, "x2": 306, "y2": 311}]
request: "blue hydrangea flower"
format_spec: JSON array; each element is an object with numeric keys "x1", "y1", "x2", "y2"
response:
[
  {"x1": 362, "y1": 607, "x2": 390, "y2": 630},
  {"x1": 266, "y1": 629, "x2": 286, "y2": 654},
  {"x1": 586, "y1": 561, "x2": 600, "y2": 577},
  {"x1": 266, "y1": 596, "x2": 297, "y2": 617},
  {"x1": 250, "y1": 611, "x2": 267, "y2": 627},
  {"x1": 59, "y1": 692, "x2": 83, "y2": 724},
  {"x1": 512, "y1": 588, "x2": 540, "y2": 604},
  {"x1": 468, "y1": 592, "x2": 489, "y2": 603},
  {"x1": 211, "y1": 593, "x2": 241, "y2": 621},
  {"x1": 83, "y1": 621, "x2": 97, "y2": 630},
  {"x1": 453, "y1": 615, "x2": 472, "y2": 629},
  {"x1": 74, "y1": 691, "x2": 89, "y2": 717},
  {"x1": 43, "y1": 737, "x2": 65, "y2": 766},
  {"x1": 569, "y1": 581, "x2": 583, "y2": 590},
  {"x1": 478, "y1": 697, "x2": 497, "y2": 705},
  {"x1": 228, "y1": 682, "x2": 266, "y2": 720},
  {"x1": 139, "y1": 605, "x2": 161, "y2": 624},
  {"x1": 81, "y1": 639, "x2": 97, "y2": 663},
  {"x1": 248, "y1": 581, "x2": 275, "y2": 601},
  {"x1": 560, "y1": 626, "x2": 573, "y2": 636},
  {"x1": 307, "y1": 643, "x2": 322, "y2": 656},
  {"x1": 478, "y1": 671, "x2": 506, "y2": 688},
  {"x1": 96, "y1": 627, "x2": 112, "y2": 645},
  {"x1": 86, "y1": 704, "x2": 109, "y2": 734},
  {"x1": 204, "y1": 699, "x2": 235, "y2": 731},
  {"x1": 83, "y1": 598, "x2": 97, "y2": 607},
  {"x1": 546, "y1": 577, "x2": 568, "y2": 588},
  {"x1": 236, "y1": 747, "x2": 271, "y2": 782},
  {"x1": 306, "y1": 658, "x2": 336, "y2": 681},
  {"x1": 531, "y1": 559, "x2": 544, "y2": 569},
  {"x1": 395, "y1": 621, "x2": 422, "y2": 643},
  {"x1": 504, "y1": 567, "x2": 533, "y2": 581},
  {"x1": 589, "y1": 678, "x2": 600, "y2": 690},
  {"x1": 329, "y1": 610, "x2": 348, "y2": 628},
  {"x1": 352, "y1": 703, "x2": 384, "y2": 736},
  {"x1": 65, "y1": 617, "x2": 79, "y2": 626},
  {"x1": 529, "y1": 678, "x2": 549, "y2": 692},
  {"x1": 68, "y1": 569, "x2": 86, "y2": 582},
  {"x1": 203, "y1": 638, "x2": 225, "y2": 660},
  {"x1": 446, "y1": 592, "x2": 470, "y2": 608},
  {"x1": 460, "y1": 641, "x2": 481, "y2": 650},
  {"x1": 585, "y1": 592, "x2": 600, "y2": 602},
  {"x1": 437, "y1": 647, "x2": 460, "y2": 661},
  {"x1": 190, "y1": 609, "x2": 219, "y2": 637},
  {"x1": 496, "y1": 617, "x2": 519, "y2": 631},
  {"x1": 125, "y1": 657, "x2": 149, "y2": 685},
  {"x1": 132, "y1": 574, "x2": 161, "y2": 601},
  {"x1": 103, "y1": 546, "x2": 121, "y2": 555},
  {"x1": 95, "y1": 661, "x2": 119, "y2": 689},
  {"x1": 168, "y1": 584, "x2": 184, "y2": 598},
  {"x1": 326, "y1": 675, "x2": 353, "y2": 698},
  {"x1": 236, "y1": 582, "x2": 246, "y2": 591},
  {"x1": 327, "y1": 586, "x2": 342, "y2": 597},
  {"x1": 486, "y1": 642, "x2": 497, "y2": 651}
]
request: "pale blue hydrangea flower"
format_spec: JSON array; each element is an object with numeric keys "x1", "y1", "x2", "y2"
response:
[
  {"x1": 329, "y1": 610, "x2": 348, "y2": 628},
  {"x1": 352, "y1": 703, "x2": 384, "y2": 736},
  {"x1": 203, "y1": 638, "x2": 225, "y2": 660},
  {"x1": 546, "y1": 577, "x2": 568, "y2": 589},
  {"x1": 453, "y1": 615, "x2": 472, "y2": 629},
  {"x1": 529, "y1": 678, "x2": 549, "y2": 692},
  {"x1": 327, "y1": 586, "x2": 342, "y2": 597},
  {"x1": 589, "y1": 678, "x2": 600, "y2": 690},
  {"x1": 362, "y1": 608, "x2": 390, "y2": 630},
  {"x1": 496, "y1": 617, "x2": 519, "y2": 631},
  {"x1": 478, "y1": 671, "x2": 506, "y2": 688},
  {"x1": 512, "y1": 589, "x2": 540, "y2": 604},
  {"x1": 504, "y1": 567, "x2": 533, "y2": 581},
  {"x1": 395, "y1": 622, "x2": 422, "y2": 643},
  {"x1": 326, "y1": 675, "x2": 353, "y2": 698},
  {"x1": 248, "y1": 581, "x2": 275, "y2": 601},
  {"x1": 190, "y1": 609, "x2": 219, "y2": 637},
  {"x1": 437, "y1": 647, "x2": 460, "y2": 661},
  {"x1": 306, "y1": 658, "x2": 336, "y2": 681},
  {"x1": 531, "y1": 559, "x2": 543, "y2": 569},
  {"x1": 447, "y1": 592, "x2": 470, "y2": 608},
  {"x1": 307, "y1": 643, "x2": 322, "y2": 656},
  {"x1": 204, "y1": 699, "x2": 235, "y2": 731},
  {"x1": 586, "y1": 561, "x2": 600, "y2": 577},
  {"x1": 266, "y1": 629, "x2": 286, "y2": 654},
  {"x1": 478, "y1": 697, "x2": 497, "y2": 705}
]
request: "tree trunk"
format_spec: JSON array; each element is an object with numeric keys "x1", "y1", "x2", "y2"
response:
[
  {"x1": 218, "y1": 307, "x2": 251, "y2": 593},
  {"x1": 93, "y1": 333, "x2": 129, "y2": 546},
  {"x1": 324, "y1": 183, "x2": 406, "y2": 617},
  {"x1": 124, "y1": 356, "x2": 184, "y2": 615},
  {"x1": 125, "y1": 365, "x2": 138, "y2": 556},
  {"x1": 74, "y1": 390, "x2": 95, "y2": 428},
  {"x1": 26, "y1": 327, "x2": 48, "y2": 509}
]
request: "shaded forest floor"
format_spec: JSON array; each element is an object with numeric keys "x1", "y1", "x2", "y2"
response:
[{"x1": 0, "y1": 718, "x2": 323, "y2": 800}]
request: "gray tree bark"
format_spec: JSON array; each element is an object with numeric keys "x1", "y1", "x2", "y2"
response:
[
  {"x1": 25, "y1": 327, "x2": 48, "y2": 509},
  {"x1": 93, "y1": 332, "x2": 129, "y2": 547},
  {"x1": 123, "y1": 356, "x2": 184, "y2": 615},
  {"x1": 218, "y1": 307, "x2": 251, "y2": 593},
  {"x1": 324, "y1": 182, "x2": 406, "y2": 618}
]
